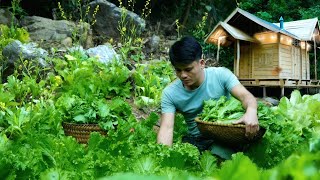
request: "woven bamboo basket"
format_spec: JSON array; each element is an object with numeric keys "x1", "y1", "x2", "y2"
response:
[
  {"x1": 62, "y1": 122, "x2": 106, "y2": 144},
  {"x1": 195, "y1": 118, "x2": 266, "y2": 147}
]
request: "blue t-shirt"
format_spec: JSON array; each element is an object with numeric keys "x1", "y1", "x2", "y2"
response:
[{"x1": 161, "y1": 67, "x2": 240, "y2": 136}]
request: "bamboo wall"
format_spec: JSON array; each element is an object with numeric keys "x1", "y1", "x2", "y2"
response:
[
  {"x1": 280, "y1": 44, "x2": 310, "y2": 81},
  {"x1": 252, "y1": 44, "x2": 279, "y2": 79},
  {"x1": 239, "y1": 45, "x2": 252, "y2": 78},
  {"x1": 279, "y1": 44, "x2": 292, "y2": 79}
]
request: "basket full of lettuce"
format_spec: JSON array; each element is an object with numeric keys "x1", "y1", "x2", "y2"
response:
[
  {"x1": 53, "y1": 54, "x2": 132, "y2": 144},
  {"x1": 196, "y1": 96, "x2": 267, "y2": 147}
]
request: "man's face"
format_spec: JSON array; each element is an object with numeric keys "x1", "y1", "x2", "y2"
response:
[{"x1": 173, "y1": 59, "x2": 205, "y2": 90}]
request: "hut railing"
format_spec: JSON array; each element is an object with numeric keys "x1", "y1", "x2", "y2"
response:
[{"x1": 239, "y1": 78, "x2": 320, "y2": 97}]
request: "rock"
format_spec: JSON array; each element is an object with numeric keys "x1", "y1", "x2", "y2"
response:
[
  {"x1": 0, "y1": 8, "x2": 19, "y2": 26},
  {"x1": 263, "y1": 97, "x2": 279, "y2": 106},
  {"x1": 2, "y1": 40, "x2": 49, "y2": 67},
  {"x1": 88, "y1": 0, "x2": 145, "y2": 39},
  {"x1": 20, "y1": 16, "x2": 76, "y2": 41},
  {"x1": 86, "y1": 43, "x2": 119, "y2": 64},
  {"x1": 61, "y1": 37, "x2": 73, "y2": 48},
  {"x1": 144, "y1": 35, "x2": 160, "y2": 53}
]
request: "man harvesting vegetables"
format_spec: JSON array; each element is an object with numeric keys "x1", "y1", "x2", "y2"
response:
[{"x1": 157, "y1": 36, "x2": 259, "y2": 159}]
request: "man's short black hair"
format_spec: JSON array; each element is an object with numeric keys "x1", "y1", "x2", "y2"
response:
[{"x1": 169, "y1": 36, "x2": 202, "y2": 66}]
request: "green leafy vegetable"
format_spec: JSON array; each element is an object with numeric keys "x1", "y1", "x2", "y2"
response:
[{"x1": 199, "y1": 96, "x2": 244, "y2": 122}]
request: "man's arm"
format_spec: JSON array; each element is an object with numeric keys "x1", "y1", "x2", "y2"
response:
[
  {"x1": 157, "y1": 113, "x2": 175, "y2": 146},
  {"x1": 230, "y1": 84, "x2": 259, "y2": 138}
]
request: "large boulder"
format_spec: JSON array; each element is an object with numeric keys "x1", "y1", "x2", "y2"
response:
[
  {"x1": 20, "y1": 16, "x2": 94, "y2": 49},
  {"x1": 88, "y1": 0, "x2": 145, "y2": 39},
  {"x1": 20, "y1": 16, "x2": 76, "y2": 41}
]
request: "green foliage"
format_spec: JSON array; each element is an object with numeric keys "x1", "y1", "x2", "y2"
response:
[
  {"x1": 117, "y1": 0, "x2": 152, "y2": 19},
  {"x1": 0, "y1": 0, "x2": 28, "y2": 47},
  {"x1": 199, "y1": 96, "x2": 244, "y2": 122},
  {"x1": 199, "y1": 96, "x2": 270, "y2": 123},
  {"x1": 213, "y1": 153, "x2": 261, "y2": 179},
  {"x1": 188, "y1": 3, "x2": 235, "y2": 69},
  {"x1": 133, "y1": 60, "x2": 175, "y2": 109},
  {"x1": 52, "y1": 55, "x2": 132, "y2": 129},
  {"x1": 173, "y1": 114, "x2": 188, "y2": 142},
  {"x1": 246, "y1": 90, "x2": 320, "y2": 168},
  {"x1": 299, "y1": 4, "x2": 320, "y2": 19},
  {"x1": 199, "y1": 151, "x2": 217, "y2": 176},
  {"x1": 56, "y1": 95, "x2": 131, "y2": 130},
  {"x1": 117, "y1": 6, "x2": 145, "y2": 65},
  {"x1": 0, "y1": 24, "x2": 29, "y2": 49},
  {"x1": 198, "y1": 91, "x2": 320, "y2": 169},
  {"x1": 116, "y1": 0, "x2": 155, "y2": 66},
  {"x1": 0, "y1": 24, "x2": 30, "y2": 82},
  {"x1": 239, "y1": 0, "x2": 318, "y2": 22},
  {"x1": 256, "y1": 11, "x2": 273, "y2": 22},
  {"x1": 57, "y1": 0, "x2": 99, "y2": 24},
  {"x1": 1, "y1": 57, "x2": 320, "y2": 179},
  {"x1": 54, "y1": 55, "x2": 131, "y2": 98},
  {"x1": 191, "y1": 12, "x2": 209, "y2": 40},
  {"x1": 1, "y1": 1, "x2": 320, "y2": 179},
  {"x1": 0, "y1": 73, "x2": 60, "y2": 140},
  {"x1": 8, "y1": 0, "x2": 26, "y2": 20},
  {"x1": 264, "y1": 152, "x2": 320, "y2": 179},
  {"x1": 57, "y1": 1, "x2": 99, "y2": 47}
]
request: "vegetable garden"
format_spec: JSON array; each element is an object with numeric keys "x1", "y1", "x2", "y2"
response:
[
  {"x1": 1, "y1": 0, "x2": 320, "y2": 175},
  {"x1": 0, "y1": 45, "x2": 320, "y2": 179}
]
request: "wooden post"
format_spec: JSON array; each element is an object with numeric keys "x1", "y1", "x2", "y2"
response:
[
  {"x1": 314, "y1": 38, "x2": 317, "y2": 80},
  {"x1": 250, "y1": 42, "x2": 253, "y2": 78},
  {"x1": 299, "y1": 41, "x2": 303, "y2": 84},
  {"x1": 281, "y1": 87, "x2": 284, "y2": 97},
  {"x1": 278, "y1": 33, "x2": 281, "y2": 78},
  {"x1": 305, "y1": 42, "x2": 308, "y2": 84},
  {"x1": 280, "y1": 79, "x2": 285, "y2": 97},
  {"x1": 234, "y1": 43, "x2": 237, "y2": 74},
  {"x1": 217, "y1": 37, "x2": 221, "y2": 62},
  {"x1": 263, "y1": 87, "x2": 267, "y2": 98},
  {"x1": 236, "y1": 40, "x2": 240, "y2": 77}
]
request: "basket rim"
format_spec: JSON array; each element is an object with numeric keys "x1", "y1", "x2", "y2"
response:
[
  {"x1": 62, "y1": 122, "x2": 101, "y2": 126},
  {"x1": 195, "y1": 117, "x2": 246, "y2": 128}
]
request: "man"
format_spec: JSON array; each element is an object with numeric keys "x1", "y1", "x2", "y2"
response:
[{"x1": 157, "y1": 36, "x2": 259, "y2": 159}]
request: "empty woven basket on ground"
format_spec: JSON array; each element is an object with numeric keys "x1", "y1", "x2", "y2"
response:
[
  {"x1": 195, "y1": 118, "x2": 266, "y2": 148},
  {"x1": 62, "y1": 122, "x2": 106, "y2": 144}
]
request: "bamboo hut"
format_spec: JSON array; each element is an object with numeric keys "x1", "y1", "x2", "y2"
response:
[{"x1": 205, "y1": 8, "x2": 320, "y2": 95}]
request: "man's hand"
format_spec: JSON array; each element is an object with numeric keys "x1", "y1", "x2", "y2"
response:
[
  {"x1": 231, "y1": 84, "x2": 259, "y2": 139},
  {"x1": 232, "y1": 107, "x2": 259, "y2": 139}
]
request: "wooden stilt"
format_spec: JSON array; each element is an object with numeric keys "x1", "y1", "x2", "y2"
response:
[{"x1": 263, "y1": 87, "x2": 267, "y2": 97}]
